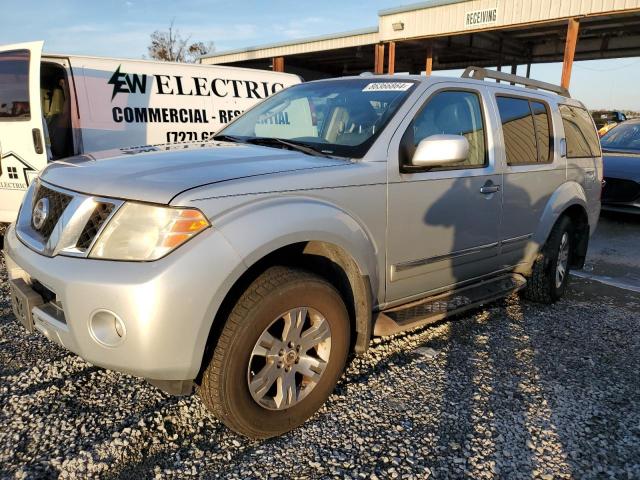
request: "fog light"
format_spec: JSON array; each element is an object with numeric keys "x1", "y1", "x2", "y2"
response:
[{"x1": 90, "y1": 310, "x2": 126, "y2": 347}]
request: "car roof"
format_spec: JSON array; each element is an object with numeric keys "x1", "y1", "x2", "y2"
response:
[{"x1": 307, "y1": 73, "x2": 569, "y2": 102}]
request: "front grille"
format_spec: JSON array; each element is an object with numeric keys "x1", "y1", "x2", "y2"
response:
[
  {"x1": 602, "y1": 177, "x2": 640, "y2": 204},
  {"x1": 31, "y1": 184, "x2": 73, "y2": 239},
  {"x1": 16, "y1": 181, "x2": 123, "y2": 258},
  {"x1": 76, "y1": 202, "x2": 116, "y2": 250}
]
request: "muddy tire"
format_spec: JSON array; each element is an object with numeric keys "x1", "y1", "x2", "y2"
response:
[
  {"x1": 523, "y1": 215, "x2": 574, "y2": 304},
  {"x1": 198, "y1": 266, "x2": 350, "y2": 439}
]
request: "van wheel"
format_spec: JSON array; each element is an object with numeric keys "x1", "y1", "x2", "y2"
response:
[
  {"x1": 523, "y1": 215, "x2": 574, "y2": 304},
  {"x1": 198, "y1": 266, "x2": 350, "y2": 439}
]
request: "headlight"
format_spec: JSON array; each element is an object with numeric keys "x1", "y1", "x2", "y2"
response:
[{"x1": 89, "y1": 202, "x2": 210, "y2": 261}]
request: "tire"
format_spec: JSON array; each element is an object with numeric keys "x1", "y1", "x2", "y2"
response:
[
  {"x1": 523, "y1": 215, "x2": 574, "y2": 304},
  {"x1": 198, "y1": 266, "x2": 350, "y2": 439}
]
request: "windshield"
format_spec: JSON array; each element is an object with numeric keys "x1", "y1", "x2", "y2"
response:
[
  {"x1": 601, "y1": 122, "x2": 640, "y2": 152},
  {"x1": 217, "y1": 79, "x2": 417, "y2": 158}
]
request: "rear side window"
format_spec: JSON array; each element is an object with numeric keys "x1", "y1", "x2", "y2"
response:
[
  {"x1": 559, "y1": 105, "x2": 600, "y2": 158},
  {"x1": 496, "y1": 96, "x2": 551, "y2": 165},
  {"x1": 0, "y1": 49, "x2": 30, "y2": 120}
]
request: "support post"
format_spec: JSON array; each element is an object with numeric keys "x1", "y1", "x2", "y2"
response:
[
  {"x1": 425, "y1": 41, "x2": 433, "y2": 76},
  {"x1": 374, "y1": 43, "x2": 385, "y2": 74},
  {"x1": 272, "y1": 57, "x2": 285, "y2": 72},
  {"x1": 561, "y1": 18, "x2": 580, "y2": 90},
  {"x1": 387, "y1": 41, "x2": 396, "y2": 74},
  {"x1": 510, "y1": 63, "x2": 517, "y2": 85},
  {"x1": 496, "y1": 37, "x2": 504, "y2": 83},
  {"x1": 526, "y1": 62, "x2": 531, "y2": 78}
]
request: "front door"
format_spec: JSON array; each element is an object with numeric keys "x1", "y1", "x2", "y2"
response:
[
  {"x1": 0, "y1": 41, "x2": 47, "y2": 223},
  {"x1": 386, "y1": 87, "x2": 502, "y2": 304}
]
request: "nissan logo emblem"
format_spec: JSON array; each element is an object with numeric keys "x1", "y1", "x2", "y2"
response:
[{"x1": 32, "y1": 197, "x2": 50, "y2": 231}]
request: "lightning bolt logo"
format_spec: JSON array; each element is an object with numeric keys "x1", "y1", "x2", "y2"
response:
[{"x1": 108, "y1": 65, "x2": 129, "y2": 101}]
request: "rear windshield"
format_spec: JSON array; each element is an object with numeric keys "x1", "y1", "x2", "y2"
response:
[
  {"x1": 0, "y1": 49, "x2": 30, "y2": 120},
  {"x1": 601, "y1": 122, "x2": 640, "y2": 151},
  {"x1": 559, "y1": 105, "x2": 600, "y2": 158}
]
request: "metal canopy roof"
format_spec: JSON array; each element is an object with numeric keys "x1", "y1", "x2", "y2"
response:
[{"x1": 200, "y1": 0, "x2": 640, "y2": 83}]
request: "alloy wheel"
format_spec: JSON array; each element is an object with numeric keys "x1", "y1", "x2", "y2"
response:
[{"x1": 247, "y1": 306, "x2": 332, "y2": 410}]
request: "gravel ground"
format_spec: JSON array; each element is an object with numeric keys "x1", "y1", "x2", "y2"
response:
[{"x1": 1, "y1": 255, "x2": 639, "y2": 479}]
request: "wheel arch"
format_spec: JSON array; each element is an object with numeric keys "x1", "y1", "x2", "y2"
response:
[
  {"x1": 533, "y1": 181, "x2": 591, "y2": 269},
  {"x1": 195, "y1": 240, "x2": 375, "y2": 383},
  {"x1": 194, "y1": 197, "x2": 381, "y2": 382}
]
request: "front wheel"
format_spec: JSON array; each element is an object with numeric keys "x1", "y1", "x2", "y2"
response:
[
  {"x1": 523, "y1": 215, "x2": 574, "y2": 304},
  {"x1": 198, "y1": 266, "x2": 350, "y2": 439}
]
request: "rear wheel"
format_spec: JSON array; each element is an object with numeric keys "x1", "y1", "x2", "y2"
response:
[
  {"x1": 198, "y1": 266, "x2": 350, "y2": 439},
  {"x1": 523, "y1": 215, "x2": 574, "y2": 303}
]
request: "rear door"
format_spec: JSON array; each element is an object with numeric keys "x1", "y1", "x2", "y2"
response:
[
  {"x1": 494, "y1": 93, "x2": 564, "y2": 268},
  {"x1": 0, "y1": 41, "x2": 47, "y2": 223}
]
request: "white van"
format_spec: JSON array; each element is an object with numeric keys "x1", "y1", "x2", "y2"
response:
[{"x1": 0, "y1": 41, "x2": 300, "y2": 224}]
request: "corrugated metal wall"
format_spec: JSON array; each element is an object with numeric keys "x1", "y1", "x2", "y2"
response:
[
  {"x1": 201, "y1": 0, "x2": 640, "y2": 64},
  {"x1": 380, "y1": 0, "x2": 640, "y2": 40}
]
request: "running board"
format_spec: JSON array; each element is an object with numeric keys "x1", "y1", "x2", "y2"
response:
[{"x1": 373, "y1": 274, "x2": 527, "y2": 337}]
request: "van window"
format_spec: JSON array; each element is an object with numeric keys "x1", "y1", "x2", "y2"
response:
[
  {"x1": 560, "y1": 105, "x2": 600, "y2": 158},
  {"x1": 406, "y1": 90, "x2": 487, "y2": 169},
  {"x1": 0, "y1": 49, "x2": 30, "y2": 120},
  {"x1": 496, "y1": 96, "x2": 553, "y2": 165},
  {"x1": 254, "y1": 97, "x2": 318, "y2": 139}
]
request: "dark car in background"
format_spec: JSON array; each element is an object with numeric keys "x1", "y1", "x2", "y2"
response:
[
  {"x1": 592, "y1": 110, "x2": 627, "y2": 136},
  {"x1": 601, "y1": 118, "x2": 640, "y2": 213}
]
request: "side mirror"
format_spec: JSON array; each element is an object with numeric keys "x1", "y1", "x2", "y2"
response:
[{"x1": 411, "y1": 134, "x2": 469, "y2": 168}]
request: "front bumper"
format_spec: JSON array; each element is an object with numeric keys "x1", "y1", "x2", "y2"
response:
[{"x1": 3, "y1": 223, "x2": 243, "y2": 381}]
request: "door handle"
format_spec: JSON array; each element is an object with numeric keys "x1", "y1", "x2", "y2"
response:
[
  {"x1": 32, "y1": 128, "x2": 44, "y2": 155},
  {"x1": 480, "y1": 185, "x2": 500, "y2": 194}
]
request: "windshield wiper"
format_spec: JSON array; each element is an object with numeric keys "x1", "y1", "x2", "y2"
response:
[
  {"x1": 245, "y1": 137, "x2": 333, "y2": 158},
  {"x1": 212, "y1": 134, "x2": 247, "y2": 144}
]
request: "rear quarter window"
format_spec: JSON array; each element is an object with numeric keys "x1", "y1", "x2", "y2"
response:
[{"x1": 560, "y1": 105, "x2": 600, "y2": 158}]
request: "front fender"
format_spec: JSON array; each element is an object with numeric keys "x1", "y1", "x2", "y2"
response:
[{"x1": 212, "y1": 195, "x2": 381, "y2": 288}]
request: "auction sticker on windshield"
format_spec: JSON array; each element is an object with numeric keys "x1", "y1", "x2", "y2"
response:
[{"x1": 362, "y1": 82, "x2": 413, "y2": 92}]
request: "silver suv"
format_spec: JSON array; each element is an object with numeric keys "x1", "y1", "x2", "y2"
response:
[{"x1": 4, "y1": 68, "x2": 602, "y2": 438}]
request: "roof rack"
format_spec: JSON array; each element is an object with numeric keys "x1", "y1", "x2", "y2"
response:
[{"x1": 461, "y1": 66, "x2": 570, "y2": 98}]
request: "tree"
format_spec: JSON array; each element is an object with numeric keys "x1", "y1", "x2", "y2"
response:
[{"x1": 147, "y1": 20, "x2": 214, "y2": 63}]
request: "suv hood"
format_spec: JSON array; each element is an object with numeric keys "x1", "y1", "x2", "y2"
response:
[{"x1": 41, "y1": 142, "x2": 348, "y2": 204}]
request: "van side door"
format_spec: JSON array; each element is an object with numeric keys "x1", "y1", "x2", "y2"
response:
[
  {"x1": 0, "y1": 41, "x2": 48, "y2": 224},
  {"x1": 385, "y1": 84, "x2": 503, "y2": 304}
]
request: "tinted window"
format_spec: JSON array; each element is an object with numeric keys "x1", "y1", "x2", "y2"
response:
[
  {"x1": 560, "y1": 105, "x2": 600, "y2": 158},
  {"x1": 496, "y1": 97, "x2": 537, "y2": 165},
  {"x1": 0, "y1": 49, "x2": 30, "y2": 120},
  {"x1": 531, "y1": 101, "x2": 551, "y2": 163},
  {"x1": 601, "y1": 121, "x2": 640, "y2": 151},
  {"x1": 407, "y1": 90, "x2": 486, "y2": 168}
]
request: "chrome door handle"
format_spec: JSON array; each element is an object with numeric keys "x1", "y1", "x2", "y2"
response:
[{"x1": 480, "y1": 185, "x2": 500, "y2": 194}]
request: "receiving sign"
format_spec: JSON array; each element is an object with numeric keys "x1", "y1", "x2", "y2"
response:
[{"x1": 465, "y1": 8, "x2": 498, "y2": 27}]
